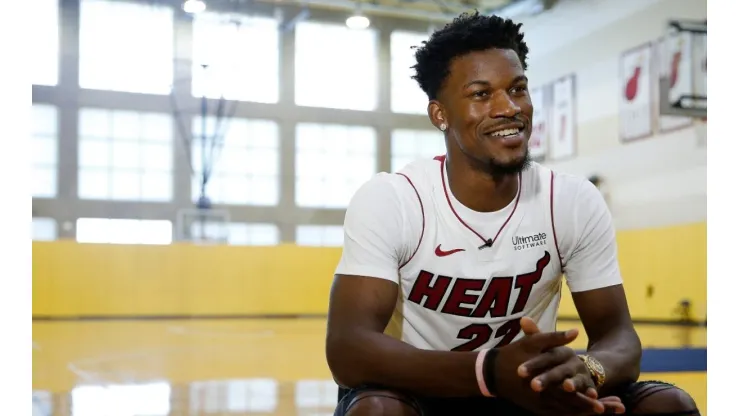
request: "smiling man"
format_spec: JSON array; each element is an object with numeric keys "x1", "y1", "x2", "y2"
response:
[{"x1": 325, "y1": 11, "x2": 700, "y2": 416}]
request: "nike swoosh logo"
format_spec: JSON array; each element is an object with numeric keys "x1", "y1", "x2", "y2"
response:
[{"x1": 435, "y1": 244, "x2": 465, "y2": 257}]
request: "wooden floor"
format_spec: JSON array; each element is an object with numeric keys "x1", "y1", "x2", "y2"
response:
[{"x1": 32, "y1": 319, "x2": 707, "y2": 415}]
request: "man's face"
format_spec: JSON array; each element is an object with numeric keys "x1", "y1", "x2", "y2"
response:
[{"x1": 432, "y1": 48, "x2": 533, "y2": 175}]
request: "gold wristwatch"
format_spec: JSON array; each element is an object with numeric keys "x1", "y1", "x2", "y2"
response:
[{"x1": 577, "y1": 354, "x2": 606, "y2": 389}]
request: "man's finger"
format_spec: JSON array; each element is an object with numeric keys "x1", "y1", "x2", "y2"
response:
[
  {"x1": 518, "y1": 346, "x2": 575, "y2": 378},
  {"x1": 539, "y1": 388, "x2": 602, "y2": 415},
  {"x1": 561, "y1": 373, "x2": 595, "y2": 394},
  {"x1": 530, "y1": 360, "x2": 580, "y2": 392},
  {"x1": 599, "y1": 397, "x2": 626, "y2": 414},
  {"x1": 525, "y1": 328, "x2": 579, "y2": 351},
  {"x1": 586, "y1": 387, "x2": 598, "y2": 399},
  {"x1": 599, "y1": 396, "x2": 623, "y2": 404},
  {"x1": 577, "y1": 391, "x2": 606, "y2": 414},
  {"x1": 520, "y1": 316, "x2": 541, "y2": 336}
]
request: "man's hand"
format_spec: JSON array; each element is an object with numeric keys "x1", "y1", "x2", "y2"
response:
[
  {"x1": 516, "y1": 318, "x2": 626, "y2": 415},
  {"x1": 492, "y1": 317, "x2": 606, "y2": 415}
]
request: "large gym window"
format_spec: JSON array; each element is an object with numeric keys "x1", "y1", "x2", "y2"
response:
[
  {"x1": 295, "y1": 225, "x2": 344, "y2": 247},
  {"x1": 78, "y1": 108, "x2": 174, "y2": 201},
  {"x1": 79, "y1": 0, "x2": 173, "y2": 94},
  {"x1": 31, "y1": 0, "x2": 59, "y2": 86},
  {"x1": 71, "y1": 382, "x2": 171, "y2": 416},
  {"x1": 192, "y1": 13, "x2": 279, "y2": 103},
  {"x1": 191, "y1": 117, "x2": 280, "y2": 206},
  {"x1": 295, "y1": 380, "x2": 339, "y2": 413},
  {"x1": 391, "y1": 129, "x2": 446, "y2": 172},
  {"x1": 295, "y1": 123, "x2": 376, "y2": 208},
  {"x1": 227, "y1": 223, "x2": 280, "y2": 245},
  {"x1": 189, "y1": 222, "x2": 280, "y2": 246},
  {"x1": 390, "y1": 31, "x2": 430, "y2": 115},
  {"x1": 189, "y1": 379, "x2": 278, "y2": 413},
  {"x1": 76, "y1": 218, "x2": 173, "y2": 245},
  {"x1": 294, "y1": 21, "x2": 378, "y2": 111},
  {"x1": 32, "y1": 218, "x2": 58, "y2": 241},
  {"x1": 32, "y1": 105, "x2": 59, "y2": 198}
]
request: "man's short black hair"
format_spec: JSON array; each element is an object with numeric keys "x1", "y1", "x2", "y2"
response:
[{"x1": 412, "y1": 11, "x2": 529, "y2": 100}]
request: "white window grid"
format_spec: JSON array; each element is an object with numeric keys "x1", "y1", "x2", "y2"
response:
[
  {"x1": 192, "y1": 12, "x2": 280, "y2": 103},
  {"x1": 32, "y1": 105, "x2": 59, "y2": 198},
  {"x1": 78, "y1": 108, "x2": 174, "y2": 202},
  {"x1": 294, "y1": 21, "x2": 379, "y2": 111},
  {"x1": 191, "y1": 117, "x2": 280, "y2": 206},
  {"x1": 295, "y1": 123, "x2": 377, "y2": 208},
  {"x1": 391, "y1": 129, "x2": 446, "y2": 172},
  {"x1": 75, "y1": 218, "x2": 173, "y2": 245},
  {"x1": 79, "y1": 0, "x2": 173, "y2": 94}
]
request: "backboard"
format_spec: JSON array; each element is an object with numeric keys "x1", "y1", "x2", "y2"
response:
[
  {"x1": 176, "y1": 208, "x2": 231, "y2": 244},
  {"x1": 658, "y1": 19, "x2": 707, "y2": 119}
]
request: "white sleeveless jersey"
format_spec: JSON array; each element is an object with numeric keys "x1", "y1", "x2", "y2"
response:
[
  {"x1": 335, "y1": 156, "x2": 623, "y2": 352},
  {"x1": 386, "y1": 156, "x2": 562, "y2": 351}
]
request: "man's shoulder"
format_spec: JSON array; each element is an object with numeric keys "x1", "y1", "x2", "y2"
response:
[
  {"x1": 357, "y1": 158, "x2": 440, "y2": 204},
  {"x1": 543, "y1": 166, "x2": 593, "y2": 200},
  {"x1": 349, "y1": 170, "x2": 427, "y2": 216}
]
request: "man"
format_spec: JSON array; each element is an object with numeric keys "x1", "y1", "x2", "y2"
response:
[{"x1": 325, "y1": 11, "x2": 700, "y2": 416}]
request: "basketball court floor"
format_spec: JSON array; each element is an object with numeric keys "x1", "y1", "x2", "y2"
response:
[{"x1": 32, "y1": 319, "x2": 707, "y2": 415}]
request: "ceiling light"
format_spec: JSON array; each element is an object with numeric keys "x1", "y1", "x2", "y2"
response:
[
  {"x1": 346, "y1": 14, "x2": 370, "y2": 30},
  {"x1": 183, "y1": 0, "x2": 206, "y2": 14}
]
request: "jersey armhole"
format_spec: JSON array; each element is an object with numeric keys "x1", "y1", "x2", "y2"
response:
[
  {"x1": 396, "y1": 173, "x2": 425, "y2": 270},
  {"x1": 549, "y1": 171, "x2": 565, "y2": 272}
]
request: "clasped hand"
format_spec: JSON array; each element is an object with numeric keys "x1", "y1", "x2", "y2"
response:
[{"x1": 495, "y1": 317, "x2": 625, "y2": 415}]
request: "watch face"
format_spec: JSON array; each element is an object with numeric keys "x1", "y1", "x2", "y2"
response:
[{"x1": 591, "y1": 358, "x2": 605, "y2": 374}]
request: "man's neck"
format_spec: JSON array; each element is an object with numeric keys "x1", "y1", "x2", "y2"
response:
[{"x1": 445, "y1": 156, "x2": 520, "y2": 213}]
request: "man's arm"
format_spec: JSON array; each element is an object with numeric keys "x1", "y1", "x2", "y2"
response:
[
  {"x1": 326, "y1": 274, "x2": 482, "y2": 396},
  {"x1": 564, "y1": 178, "x2": 641, "y2": 394},
  {"x1": 325, "y1": 174, "x2": 481, "y2": 397},
  {"x1": 572, "y1": 286, "x2": 641, "y2": 394}
]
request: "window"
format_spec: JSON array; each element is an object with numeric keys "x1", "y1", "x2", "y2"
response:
[
  {"x1": 72, "y1": 382, "x2": 170, "y2": 416},
  {"x1": 295, "y1": 22, "x2": 378, "y2": 111},
  {"x1": 295, "y1": 225, "x2": 344, "y2": 247},
  {"x1": 191, "y1": 117, "x2": 279, "y2": 206},
  {"x1": 31, "y1": 0, "x2": 59, "y2": 86},
  {"x1": 78, "y1": 108, "x2": 173, "y2": 201},
  {"x1": 192, "y1": 13, "x2": 279, "y2": 103},
  {"x1": 79, "y1": 0, "x2": 173, "y2": 94},
  {"x1": 391, "y1": 129, "x2": 446, "y2": 172},
  {"x1": 390, "y1": 31, "x2": 430, "y2": 114},
  {"x1": 76, "y1": 218, "x2": 173, "y2": 245},
  {"x1": 33, "y1": 390, "x2": 52, "y2": 416},
  {"x1": 228, "y1": 223, "x2": 280, "y2": 245},
  {"x1": 32, "y1": 105, "x2": 59, "y2": 198},
  {"x1": 295, "y1": 380, "x2": 338, "y2": 412},
  {"x1": 189, "y1": 379, "x2": 278, "y2": 414},
  {"x1": 32, "y1": 218, "x2": 57, "y2": 241},
  {"x1": 295, "y1": 123, "x2": 376, "y2": 208},
  {"x1": 189, "y1": 222, "x2": 280, "y2": 245}
]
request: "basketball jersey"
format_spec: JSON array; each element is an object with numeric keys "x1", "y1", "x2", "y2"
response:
[{"x1": 385, "y1": 156, "x2": 564, "y2": 351}]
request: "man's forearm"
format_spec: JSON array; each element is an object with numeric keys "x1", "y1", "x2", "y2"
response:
[
  {"x1": 327, "y1": 330, "x2": 482, "y2": 397},
  {"x1": 585, "y1": 327, "x2": 642, "y2": 395}
]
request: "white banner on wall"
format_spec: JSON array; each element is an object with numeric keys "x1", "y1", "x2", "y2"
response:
[
  {"x1": 549, "y1": 75, "x2": 576, "y2": 160},
  {"x1": 693, "y1": 32, "x2": 707, "y2": 103},
  {"x1": 656, "y1": 34, "x2": 693, "y2": 132},
  {"x1": 619, "y1": 43, "x2": 654, "y2": 142},
  {"x1": 528, "y1": 85, "x2": 549, "y2": 160}
]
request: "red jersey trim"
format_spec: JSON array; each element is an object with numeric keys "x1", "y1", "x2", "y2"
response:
[
  {"x1": 549, "y1": 171, "x2": 564, "y2": 272},
  {"x1": 435, "y1": 155, "x2": 521, "y2": 249},
  {"x1": 396, "y1": 173, "x2": 425, "y2": 269}
]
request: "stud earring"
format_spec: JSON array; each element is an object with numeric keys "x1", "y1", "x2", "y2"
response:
[{"x1": 440, "y1": 123, "x2": 447, "y2": 131}]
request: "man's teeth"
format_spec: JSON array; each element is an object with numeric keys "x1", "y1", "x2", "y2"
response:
[{"x1": 488, "y1": 128, "x2": 520, "y2": 137}]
